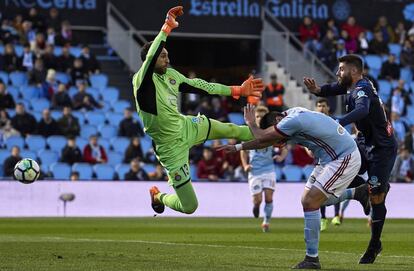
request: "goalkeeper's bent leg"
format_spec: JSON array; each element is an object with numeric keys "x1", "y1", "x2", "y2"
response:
[
  {"x1": 208, "y1": 119, "x2": 253, "y2": 141},
  {"x1": 159, "y1": 181, "x2": 198, "y2": 214}
]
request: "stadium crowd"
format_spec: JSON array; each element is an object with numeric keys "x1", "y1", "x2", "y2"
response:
[{"x1": 0, "y1": 9, "x2": 413, "y2": 183}]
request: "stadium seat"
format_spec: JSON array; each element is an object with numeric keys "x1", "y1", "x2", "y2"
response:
[
  {"x1": 37, "y1": 149, "x2": 59, "y2": 173},
  {"x1": 190, "y1": 164, "x2": 198, "y2": 181},
  {"x1": 302, "y1": 165, "x2": 314, "y2": 180},
  {"x1": 72, "y1": 111, "x2": 85, "y2": 124},
  {"x1": 5, "y1": 136, "x2": 25, "y2": 150},
  {"x1": 282, "y1": 165, "x2": 303, "y2": 182},
  {"x1": 0, "y1": 165, "x2": 3, "y2": 177},
  {"x1": 7, "y1": 86, "x2": 20, "y2": 100},
  {"x1": 106, "y1": 113, "x2": 124, "y2": 126},
  {"x1": 50, "y1": 110, "x2": 63, "y2": 120},
  {"x1": 6, "y1": 109, "x2": 15, "y2": 118},
  {"x1": 0, "y1": 149, "x2": 10, "y2": 164},
  {"x1": 388, "y1": 43, "x2": 401, "y2": 58},
  {"x1": 86, "y1": 87, "x2": 100, "y2": 101},
  {"x1": 143, "y1": 163, "x2": 156, "y2": 175},
  {"x1": 203, "y1": 140, "x2": 213, "y2": 147},
  {"x1": 47, "y1": 135, "x2": 67, "y2": 152},
  {"x1": 32, "y1": 111, "x2": 42, "y2": 122},
  {"x1": 68, "y1": 86, "x2": 78, "y2": 98},
  {"x1": 50, "y1": 162, "x2": 71, "y2": 179},
  {"x1": 53, "y1": 46, "x2": 62, "y2": 56},
  {"x1": 406, "y1": 106, "x2": 414, "y2": 125},
  {"x1": 25, "y1": 135, "x2": 46, "y2": 151},
  {"x1": 140, "y1": 136, "x2": 153, "y2": 154},
  {"x1": 98, "y1": 138, "x2": 110, "y2": 151},
  {"x1": 90, "y1": 74, "x2": 108, "y2": 90},
  {"x1": 95, "y1": 101, "x2": 111, "y2": 113},
  {"x1": 85, "y1": 112, "x2": 106, "y2": 125},
  {"x1": 80, "y1": 124, "x2": 98, "y2": 139},
  {"x1": 72, "y1": 163, "x2": 93, "y2": 180},
  {"x1": 0, "y1": 44, "x2": 3, "y2": 54},
  {"x1": 9, "y1": 71, "x2": 28, "y2": 87},
  {"x1": 69, "y1": 46, "x2": 82, "y2": 57},
  {"x1": 111, "y1": 100, "x2": 131, "y2": 113},
  {"x1": 377, "y1": 80, "x2": 392, "y2": 101},
  {"x1": 401, "y1": 68, "x2": 413, "y2": 85},
  {"x1": 0, "y1": 71, "x2": 9, "y2": 84},
  {"x1": 20, "y1": 150, "x2": 37, "y2": 160},
  {"x1": 31, "y1": 98, "x2": 50, "y2": 112},
  {"x1": 94, "y1": 164, "x2": 115, "y2": 180},
  {"x1": 228, "y1": 113, "x2": 244, "y2": 125},
  {"x1": 76, "y1": 137, "x2": 88, "y2": 151},
  {"x1": 20, "y1": 86, "x2": 41, "y2": 100},
  {"x1": 98, "y1": 124, "x2": 117, "y2": 139},
  {"x1": 110, "y1": 137, "x2": 130, "y2": 153},
  {"x1": 101, "y1": 87, "x2": 119, "y2": 103},
  {"x1": 364, "y1": 55, "x2": 382, "y2": 78},
  {"x1": 115, "y1": 163, "x2": 130, "y2": 180},
  {"x1": 275, "y1": 166, "x2": 283, "y2": 181},
  {"x1": 55, "y1": 72, "x2": 70, "y2": 85},
  {"x1": 14, "y1": 45, "x2": 23, "y2": 57},
  {"x1": 107, "y1": 151, "x2": 123, "y2": 166}
]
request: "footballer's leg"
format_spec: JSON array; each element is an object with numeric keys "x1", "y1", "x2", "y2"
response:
[
  {"x1": 252, "y1": 193, "x2": 262, "y2": 218},
  {"x1": 262, "y1": 188, "x2": 274, "y2": 233},
  {"x1": 208, "y1": 118, "x2": 253, "y2": 141}
]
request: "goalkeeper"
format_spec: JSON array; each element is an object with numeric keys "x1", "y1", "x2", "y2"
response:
[{"x1": 133, "y1": 6, "x2": 265, "y2": 214}]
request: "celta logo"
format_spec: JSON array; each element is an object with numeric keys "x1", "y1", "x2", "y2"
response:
[
  {"x1": 4, "y1": 0, "x2": 96, "y2": 9},
  {"x1": 189, "y1": 0, "x2": 260, "y2": 17},
  {"x1": 266, "y1": 0, "x2": 329, "y2": 19}
]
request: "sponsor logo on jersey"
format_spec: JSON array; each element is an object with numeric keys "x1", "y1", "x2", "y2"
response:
[
  {"x1": 192, "y1": 117, "x2": 201, "y2": 123},
  {"x1": 356, "y1": 90, "x2": 368, "y2": 99},
  {"x1": 169, "y1": 78, "x2": 176, "y2": 85}
]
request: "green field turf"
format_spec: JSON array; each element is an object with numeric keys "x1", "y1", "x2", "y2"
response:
[{"x1": 0, "y1": 218, "x2": 413, "y2": 271}]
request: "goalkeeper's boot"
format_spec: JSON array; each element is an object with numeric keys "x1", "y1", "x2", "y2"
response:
[
  {"x1": 331, "y1": 216, "x2": 341, "y2": 226},
  {"x1": 320, "y1": 218, "x2": 328, "y2": 232},
  {"x1": 150, "y1": 186, "x2": 165, "y2": 214},
  {"x1": 261, "y1": 223, "x2": 270, "y2": 233},
  {"x1": 354, "y1": 183, "x2": 371, "y2": 215},
  {"x1": 253, "y1": 206, "x2": 260, "y2": 218},
  {"x1": 359, "y1": 241, "x2": 382, "y2": 264},
  {"x1": 292, "y1": 256, "x2": 321, "y2": 269}
]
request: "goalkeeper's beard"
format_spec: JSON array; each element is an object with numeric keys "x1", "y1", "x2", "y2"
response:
[
  {"x1": 155, "y1": 67, "x2": 167, "y2": 75},
  {"x1": 338, "y1": 73, "x2": 353, "y2": 90}
]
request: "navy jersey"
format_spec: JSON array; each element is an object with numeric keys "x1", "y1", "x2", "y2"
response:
[{"x1": 319, "y1": 78, "x2": 396, "y2": 148}]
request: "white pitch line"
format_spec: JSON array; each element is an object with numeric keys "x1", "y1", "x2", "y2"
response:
[{"x1": 44, "y1": 237, "x2": 414, "y2": 260}]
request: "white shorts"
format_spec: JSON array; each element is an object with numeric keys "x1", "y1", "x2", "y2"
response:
[
  {"x1": 305, "y1": 149, "x2": 361, "y2": 198},
  {"x1": 248, "y1": 172, "x2": 276, "y2": 195}
]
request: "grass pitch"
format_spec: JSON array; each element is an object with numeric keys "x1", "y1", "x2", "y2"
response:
[{"x1": 0, "y1": 217, "x2": 413, "y2": 270}]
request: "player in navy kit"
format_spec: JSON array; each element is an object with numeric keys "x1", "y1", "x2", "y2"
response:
[{"x1": 304, "y1": 54, "x2": 398, "y2": 264}]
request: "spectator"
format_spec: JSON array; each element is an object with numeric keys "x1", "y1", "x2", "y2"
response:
[
  {"x1": 61, "y1": 137, "x2": 83, "y2": 165},
  {"x1": 196, "y1": 98, "x2": 213, "y2": 117},
  {"x1": 46, "y1": 27, "x2": 56, "y2": 45},
  {"x1": 57, "y1": 45, "x2": 74, "y2": 73},
  {"x1": 42, "y1": 69, "x2": 59, "y2": 99},
  {"x1": 21, "y1": 42, "x2": 35, "y2": 71},
  {"x1": 395, "y1": 21, "x2": 407, "y2": 45},
  {"x1": 0, "y1": 110, "x2": 20, "y2": 141},
  {"x1": 73, "y1": 81, "x2": 102, "y2": 110},
  {"x1": 83, "y1": 134, "x2": 108, "y2": 164},
  {"x1": 55, "y1": 20, "x2": 72, "y2": 46},
  {"x1": 123, "y1": 136, "x2": 144, "y2": 163},
  {"x1": 11, "y1": 103, "x2": 37, "y2": 136},
  {"x1": 124, "y1": 158, "x2": 149, "y2": 181},
  {"x1": 70, "y1": 58, "x2": 88, "y2": 85},
  {"x1": 379, "y1": 54, "x2": 400, "y2": 81},
  {"x1": 374, "y1": 16, "x2": 396, "y2": 43},
  {"x1": 369, "y1": 31, "x2": 390, "y2": 55},
  {"x1": 340, "y1": 29, "x2": 357, "y2": 53},
  {"x1": 0, "y1": 19, "x2": 18, "y2": 45},
  {"x1": 46, "y1": 8, "x2": 62, "y2": 31},
  {"x1": 27, "y1": 7, "x2": 45, "y2": 32},
  {"x1": 197, "y1": 147, "x2": 222, "y2": 181},
  {"x1": 390, "y1": 80, "x2": 411, "y2": 116},
  {"x1": 118, "y1": 107, "x2": 144, "y2": 137},
  {"x1": 70, "y1": 171, "x2": 79, "y2": 181},
  {"x1": 148, "y1": 164, "x2": 168, "y2": 181},
  {"x1": 335, "y1": 39, "x2": 347, "y2": 58},
  {"x1": 390, "y1": 147, "x2": 414, "y2": 183},
  {"x1": 292, "y1": 145, "x2": 315, "y2": 167},
  {"x1": 263, "y1": 74, "x2": 285, "y2": 111},
  {"x1": 318, "y1": 29, "x2": 337, "y2": 69},
  {"x1": 221, "y1": 138, "x2": 242, "y2": 180},
  {"x1": 321, "y1": 18, "x2": 339, "y2": 38},
  {"x1": 400, "y1": 40, "x2": 414, "y2": 72},
  {"x1": 58, "y1": 106, "x2": 80, "y2": 137},
  {"x1": 29, "y1": 58, "x2": 47, "y2": 86},
  {"x1": 357, "y1": 31, "x2": 369, "y2": 55},
  {"x1": 52, "y1": 83, "x2": 72, "y2": 109},
  {"x1": 404, "y1": 125, "x2": 414, "y2": 153},
  {"x1": 12, "y1": 14, "x2": 24, "y2": 35},
  {"x1": 0, "y1": 82, "x2": 15, "y2": 110},
  {"x1": 42, "y1": 44, "x2": 58, "y2": 70},
  {"x1": 391, "y1": 87, "x2": 405, "y2": 116},
  {"x1": 3, "y1": 43, "x2": 20, "y2": 72},
  {"x1": 3, "y1": 146, "x2": 22, "y2": 177},
  {"x1": 341, "y1": 16, "x2": 364, "y2": 41},
  {"x1": 210, "y1": 97, "x2": 228, "y2": 122},
  {"x1": 363, "y1": 65, "x2": 379, "y2": 92},
  {"x1": 32, "y1": 32, "x2": 46, "y2": 54},
  {"x1": 80, "y1": 45, "x2": 100, "y2": 74},
  {"x1": 18, "y1": 20, "x2": 35, "y2": 45},
  {"x1": 299, "y1": 16, "x2": 320, "y2": 56},
  {"x1": 36, "y1": 108, "x2": 60, "y2": 137},
  {"x1": 391, "y1": 112, "x2": 408, "y2": 144}
]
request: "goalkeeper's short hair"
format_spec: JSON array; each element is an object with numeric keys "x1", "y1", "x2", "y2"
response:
[{"x1": 140, "y1": 41, "x2": 153, "y2": 61}]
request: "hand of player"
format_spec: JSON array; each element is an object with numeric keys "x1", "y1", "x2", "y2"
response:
[
  {"x1": 243, "y1": 103, "x2": 256, "y2": 127},
  {"x1": 161, "y1": 6, "x2": 184, "y2": 35},
  {"x1": 244, "y1": 164, "x2": 252, "y2": 172},
  {"x1": 231, "y1": 76, "x2": 265, "y2": 99},
  {"x1": 216, "y1": 145, "x2": 237, "y2": 153},
  {"x1": 303, "y1": 77, "x2": 321, "y2": 94}
]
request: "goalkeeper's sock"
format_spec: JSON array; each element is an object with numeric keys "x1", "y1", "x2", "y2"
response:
[{"x1": 160, "y1": 182, "x2": 198, "y2": 214}]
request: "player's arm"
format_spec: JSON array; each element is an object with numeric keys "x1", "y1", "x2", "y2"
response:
[
  {"x1": 337, "y1": 89, "x2": 370, "y2": 127},
  {"x1": 303, "y1": 77, "x2": 347, "y2": 97},
  {"x1": 177, "y1": 74, "x2": 265, "y2": 99}
]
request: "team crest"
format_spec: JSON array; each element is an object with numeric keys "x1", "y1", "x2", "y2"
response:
[
  {"x1": 337, "y1": 126, "x2": 345, "y2": 135},
  {"x1": 356, "y1": 90, "x2": 367, "y2": 99},
  {"x1": 169, "y1": 78, "x2": 176, "y2": 85},
  {"x1": 174, "y1": 173, "x2": 182, "y2": 181},
  {"x1": 192, "y1": 117, "x2": 201, "y2": 123}
]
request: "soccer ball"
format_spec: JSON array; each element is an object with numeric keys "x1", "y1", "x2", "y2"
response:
[{"x1": 14, "y1": 158, "x2": 40, "y2": 184}]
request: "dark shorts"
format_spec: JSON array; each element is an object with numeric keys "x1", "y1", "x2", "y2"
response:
[{"x1": 366, "y1": 145, "x2": 398, "y2": 193}]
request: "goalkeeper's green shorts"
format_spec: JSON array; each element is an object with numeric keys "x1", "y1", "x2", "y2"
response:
[{"x1": 153, "y1": 114, "x2": 210, "y2": 187}]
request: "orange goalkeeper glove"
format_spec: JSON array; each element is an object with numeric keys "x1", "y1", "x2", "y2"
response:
[
  {"x1": 231, "y1": 76, "x2": 265, "y2": 99},
  {"x1": 161, "y1": 6, "x2": 184, "y2": 35}
]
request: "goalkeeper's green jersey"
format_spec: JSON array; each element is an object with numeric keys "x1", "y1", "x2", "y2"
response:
[{"x1": 132, "y1": 31, "x2": 231, "y2": 144}]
